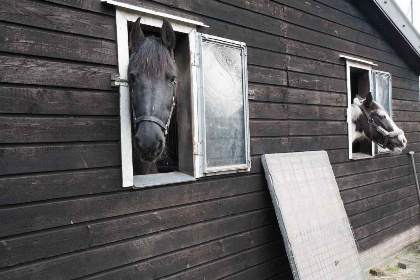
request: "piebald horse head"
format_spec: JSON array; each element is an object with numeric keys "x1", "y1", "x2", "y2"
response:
[{"x1": 351, "y1": 92, "x2": 407, "y2": 153}]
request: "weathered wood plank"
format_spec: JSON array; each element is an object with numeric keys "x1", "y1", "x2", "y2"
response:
[
  {"x1": 0, "y1": 23, "x2": 117, "y2": 65},
  {"x1": 0, "y1": 117, "x2": 119, "y2": 143},
  {"x1": 222, "y1": 256, "x2": 290, "y2": 280},
  {"x1": 0, "y1": 143, "x2": 121, "y2": 176},
  {"x1": 354, "y1": 205, "x2": 419, "y2": 240},
  {"x1": 288, "y1": 72, "x2": 347, "y2": 93},
  {"x1": 43, "y1": 0, "x2": 115, "y2": 15},
  {"x1": 315, "y1": 0, "x2": 368, "y2": 20},
  {"x1": 0, "y1": 174, "x2": 266, "y2": 237},
  {"x1": 221, "y1": 0, "x2": 396, "y2": 55},
  {"x1": 274, "y1": 0, "x2": 381, "y2": 37},
  {"x1": 0, "y1": 210, "x2": 275, "y2": 280},
  {"x1": 288, "y1": 104, "x2": 345, "y2": 120},
  {"x1": 336, "y1": 165, "x2": 414, "y2": 191},
  {"x1": 349, "y1": 194, "x2": 419, "y2": 228},
  {"x1": 396, "y1": 122, "x2": 420, "y2": 133},
  {"x1": 393, "y1": 99, "x2": 420, "y2": 112},
  {"x1": 406, "y1": 132, "x2": 420, "y2": 143},
  {"x1": 250, "y1": 120, "x2": 346, "y2": 137},
  {"x1": 333, "y1": 154, "x2": 412, "y2": 177},
  {"x1": 393, "y1": 77, "x2": 420, "y2": 92},
  {"x1": 357, "y1": 214, "x2": 420, "y2": 251},
  {"x1": 0, "y1": 192, "x2": 271, "y2": 267},
  {"x1": 341, "y1": 175, "x2": 415, "y2": 204},
  {"x1": 150, "y1": 0, "x2": 409, "y2": 69},
  {"x1": 251, "y1": 135, "x2": 348, "y2": 155},
  {"x1": 0, "y1": 0, "x2": 116, "y2": 40},
  {"x1": 250, "y1": 121, "x2": 289, "y2": 137},
  {"x1": 0, "y1": 87, "x2": 119, "y2": 115},
  {"x1": 248, "y1": 66, "x2": 287, "y2": 86},
  {"x1": 161, "y1": 241, "x2": 283, "y2": 280},
  {"x1": 394, "y1": 111, "x2": 420, "y2": 122},
  {"x1": 0, "y1": 168, "x2": 122, "y2": 206},
  {"x1": 248, "y1": 48, "x2": 345, "y2": 79},
  {"x1": 289, "y1": 121, "x2": 346, "y2": 135},
  {"x1": 250, "y1": 149, "x2": 349, "y2": 174},
  {"x1": 86, "y1": 226, "x2": 282, "y2": 280},
  {"x1": 393, "y1": 88, "x2": 420, "y2": 101},
  {"x1": 249, "y1": 102, "x2": 287, "y2": 120},
  {"x1": 249, "y1": 84, "x2": 346, "y2": 107},
  {"x1": 345, "y1": 185, "x2": 417, "y2": 216},
  {"x1": 250, "y1": 103, "x2": 345, "y2": 120},
  {"x1": 0, "y1": 56, "x2": 117, "y2": 90}
]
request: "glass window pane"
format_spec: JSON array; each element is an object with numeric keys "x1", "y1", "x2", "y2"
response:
[
  {"x1": 202, "y1": 40, "x2": 246, "y2": 168},
  {"x1": 373, "y1": 71, "x2": 392, "y2": 154},
  {"x1": 373, "y1": 72, "x2": 391, "y2": 114}
]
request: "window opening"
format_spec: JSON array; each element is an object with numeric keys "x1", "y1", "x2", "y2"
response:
[
  {"x1": 128, "y1": 23, "x2": 190, "y2": 175},
  {"x1": 349, "y1": 66, "x2": 373, "y2": 157}
]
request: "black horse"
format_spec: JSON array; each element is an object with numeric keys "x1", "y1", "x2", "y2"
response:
[{"x1": 128, "y1": 17, "x2": 178, "y2": 174}]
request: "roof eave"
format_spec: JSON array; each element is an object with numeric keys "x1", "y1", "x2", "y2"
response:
[
  {"x1": 352, "y1": 0, "x2": 420, "y2": 73},
  {"x1": 373, "y1": 0, "x2": 420, "y2": 58}
]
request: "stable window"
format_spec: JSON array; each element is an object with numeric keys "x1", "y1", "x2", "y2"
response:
[
  {"x1": 107, "y1": 2, "x2": 250, "y2": 188},
  {"x1": 342, "y1": 55, "x2": 393, "y2": 160}
]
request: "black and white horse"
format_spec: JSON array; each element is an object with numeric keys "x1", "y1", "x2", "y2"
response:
[
  {"x1": 128, "y1": 17, "x2": 177, "y2": 174},
  {"x1": 351, "y1": 92, "x2": 407, "y2": 153}
]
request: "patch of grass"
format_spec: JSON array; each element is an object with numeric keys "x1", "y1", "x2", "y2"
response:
[{"x1": 386, "y1": 265, "x2": 400, "y2": 272}]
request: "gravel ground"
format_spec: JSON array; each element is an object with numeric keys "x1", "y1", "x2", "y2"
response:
[{"x1": 367, "y1": 241, "x2": 420, "y2": 280}]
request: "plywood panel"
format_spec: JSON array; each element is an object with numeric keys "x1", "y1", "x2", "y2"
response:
[{"x1": 262, "y1": 151, "x2": 365, "y2": 279}]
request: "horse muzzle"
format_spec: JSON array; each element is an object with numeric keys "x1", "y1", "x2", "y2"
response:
[{"x1": 133, "y1": 125, "x2": 165, "y2": 162}]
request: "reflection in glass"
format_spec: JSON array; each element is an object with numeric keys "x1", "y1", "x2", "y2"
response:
[
  {"x1": 374, "y1": 72, "x2": 391, "y2": 113},
  {"x1": 202, "y1": 40, "x2": 246, "y2": 168},
  {"x1": 373, "y1": 71, "x2": 392, "y2": 153}
]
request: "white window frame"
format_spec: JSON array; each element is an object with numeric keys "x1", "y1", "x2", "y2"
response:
[
  {"x1": 344, "y1": 56, "x2": 375, "y2": 160},
  {"x1": 108, "y1": 2, "x2": 250, "y2": 188},
  {"x1": 342, "y1": 55, "x2": 394, "y2": 160}
]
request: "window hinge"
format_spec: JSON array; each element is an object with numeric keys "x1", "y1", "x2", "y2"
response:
[
  {"x1": 111, "y1": 73, "x2": 128, "y2": 87},
  {"x1": 193, "y1": 141, "x2": 202, "y2": 156},
  {"x1": 191, "y1": 52, "x2": 199, "y2": 67}
]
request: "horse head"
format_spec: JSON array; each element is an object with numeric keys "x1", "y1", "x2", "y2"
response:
[
  {"x1": 128, "y1": 17, "x2": 178, "y2": 163},
  {"x1": 352, "y1": 92, "x2": 407, "y2": 153}
]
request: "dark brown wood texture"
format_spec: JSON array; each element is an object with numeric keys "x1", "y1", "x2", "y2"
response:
[{"x1": 0, "y1": 0, "x2": 419, "y2": 279}]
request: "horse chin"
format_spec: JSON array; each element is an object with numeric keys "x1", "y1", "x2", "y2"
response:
[
  {"x1": 139, "y1": 154, "x2": 159, "y2": 163},
  {"x1": 391, "y1": 146, "x2": 403, "y2": 155}
]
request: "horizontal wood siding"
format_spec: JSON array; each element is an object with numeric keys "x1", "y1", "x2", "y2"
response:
[{"x1": 0, "y1": 0, "x2": 419, "y2": 279}]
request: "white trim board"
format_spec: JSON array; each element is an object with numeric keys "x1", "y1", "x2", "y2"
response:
[{"x1": 102, "y1": 0, "x2": 208, "y2": 27}]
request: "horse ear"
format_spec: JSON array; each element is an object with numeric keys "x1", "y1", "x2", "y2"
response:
[
  {"x1": 129, "y1": 17, "x2": 145, "y2": 53},
  {"x1": 364, "y1": 92, "x2": 373, "y2": 108},
  {"x1": 161, "y1": 18, "x2": 176, "y2": 53}
]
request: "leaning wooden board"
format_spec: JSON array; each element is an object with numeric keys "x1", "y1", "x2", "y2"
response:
[{"x1": 262, "y1": 151, "x2": 365, "y2": 280}]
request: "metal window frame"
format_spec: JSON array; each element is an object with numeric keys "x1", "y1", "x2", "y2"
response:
[
  {"x1": 195, "y1": 33, "x2": 251, "y2": 177},
  {"x1": 372, "y1": 70, "x2": 393, "y2": 155}
]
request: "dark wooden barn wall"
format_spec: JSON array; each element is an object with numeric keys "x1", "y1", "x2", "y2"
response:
[{"x1": 0, "y1": 0, "x2": 419, "y2": 279}]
